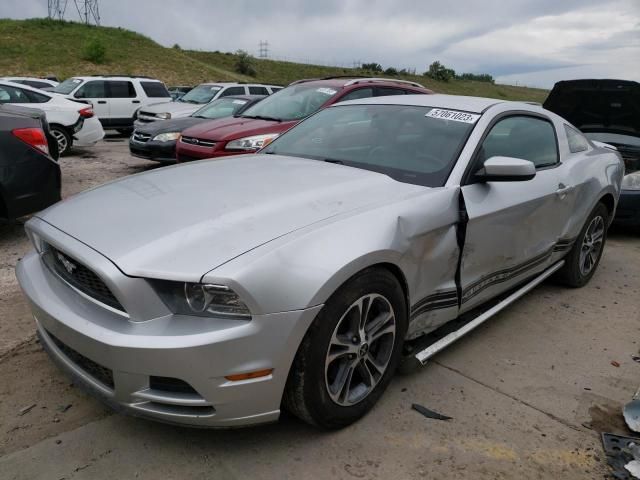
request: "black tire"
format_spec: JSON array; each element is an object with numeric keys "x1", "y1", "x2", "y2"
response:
[
  {"x1": 555, "y1": 202, "x2": 609, "y2": 287},
  {"x1": 284, "y1": 268, "x2": 407, "y2": 429},
  {"x1": 49, "y1": 125, "x2": 72, "y2": 156}
]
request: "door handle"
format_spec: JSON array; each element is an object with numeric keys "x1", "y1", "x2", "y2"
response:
[
  {"x1": 556, "y1": 183, "x2": 573, "y2": 198},
  {"x1": 132, "y1": 100, "x2": 140, "y2": 104},
  {"x1": 97, "y1": 100, "x2": 107, "y2": 104}
]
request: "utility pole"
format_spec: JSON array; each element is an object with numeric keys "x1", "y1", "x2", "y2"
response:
[{"x1": 259, "y1": 40, "x2": 269, "y2": 58}]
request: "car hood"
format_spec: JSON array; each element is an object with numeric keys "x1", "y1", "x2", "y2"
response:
[
  {"x1": 544, "y1": 79, "x2": 640, "y2": 137},
  {"x1": 135, "y1": 116, "x2": 208, "y2": 135},
  {"x1": 37, "y1": 154, "x2": 424, "y2": 280},
  {"x1": 141, "y1": 102, "x2": 201, "y2": 118},
  {"x1": 181, "y1": 116, "x2": 295, "y2": 141}
]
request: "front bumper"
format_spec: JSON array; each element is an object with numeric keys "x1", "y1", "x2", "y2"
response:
[
  {"x1": 613, "y1": 189, "x2": 640, "y2": 227},
  {"x1": 15, "y1": 222, "x2": 320, "y2": 427},
  {"x1": 129, "y1": 138, "x2": 177, "y2": 163}
]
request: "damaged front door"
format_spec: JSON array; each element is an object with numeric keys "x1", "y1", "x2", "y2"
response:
[{"x1": 458, "y1": 114, "x2": 570, "y2": 312}]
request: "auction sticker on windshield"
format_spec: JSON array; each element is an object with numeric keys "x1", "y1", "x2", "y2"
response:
[
  {"x1": 317, "y1": 88, "x2": 337, "y2": 95},
  {"x1": 426, "y1": 109, "x2": 480, "y2": 123}
]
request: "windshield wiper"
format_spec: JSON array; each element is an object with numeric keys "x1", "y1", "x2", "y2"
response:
[
  {"x1": 239, "y1": 115, "x2": 282, "y2": 122},
  {"x1": 323, "y1": 158, "x2": 344, "y2": 165}
]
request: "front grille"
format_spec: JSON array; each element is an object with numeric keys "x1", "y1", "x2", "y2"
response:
[
  {"x1": 132, "y1": 131, "x2": 151, "y2": 143},
  {"x1": 49, "y1": 331, "x2": 115, "y2": 389},
  {"x1": 180, "y1": 136, "x2": 215, "y2": 147},
  {"x1": 44, "y1": 246, "x2": 126, "y2": 313}
]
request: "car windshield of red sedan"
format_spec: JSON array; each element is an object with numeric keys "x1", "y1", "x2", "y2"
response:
[
  {"x1": 261, "y1": 104, "x2": 479, "y2": 187},
  {"x1": 239, "y1": 84, "x2": 339, "y2": 121}
]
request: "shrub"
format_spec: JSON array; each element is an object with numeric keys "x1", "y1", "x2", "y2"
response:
[
  {"x1": 361, "y1": 62, "x2": 383, "y2": 73},
  {"x1": 384, "y1": 67, "x2": 398, "y2": 76},
  {"x1": 234, "y1": 49, "x2": 256, "y2": 76},
  {"x1": 424, "y1": 61, "x2": 455, "y2": 82},
  {"x1": 172, "y1": 43, "x2": 181, "y2": 50},
  {"x1": 81, "y1": 37, "x2": 106, "y2": 64}
]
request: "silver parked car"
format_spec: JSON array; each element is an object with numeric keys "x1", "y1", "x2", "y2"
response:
[{"x1": 16, "y1": 94, "x2": 624, "y2": 429}]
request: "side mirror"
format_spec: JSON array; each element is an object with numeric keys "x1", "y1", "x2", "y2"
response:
[{"x1": 474, "y1": 156, "x2": 536, "y2": 182}]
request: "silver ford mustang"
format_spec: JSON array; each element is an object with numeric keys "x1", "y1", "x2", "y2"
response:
[{"x1": 16, "y1": 94, "x2": 624, "y2": 429}]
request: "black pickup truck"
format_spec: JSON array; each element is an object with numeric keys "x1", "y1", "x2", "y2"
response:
[{"x1": 0, "y1": 104, "x2": 61, "y2": 219}]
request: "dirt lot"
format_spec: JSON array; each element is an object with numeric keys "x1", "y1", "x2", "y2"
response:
[{"x1": 1, "y1": 136, "x2": 639, "y2": 479}]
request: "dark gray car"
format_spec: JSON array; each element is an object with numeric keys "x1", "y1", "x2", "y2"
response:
[{"x1": 0, "y1": 104, "x2": 60, "y2": 219}]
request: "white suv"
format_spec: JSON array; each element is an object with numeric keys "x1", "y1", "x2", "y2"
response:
[
  {"x1": 134, "y1": 82, "x2": 282, "y2": 127},
  {"x1": 51, "y1": 76, "x2": 172, "y2": 132}
]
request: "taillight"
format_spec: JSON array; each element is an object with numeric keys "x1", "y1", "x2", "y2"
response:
[
  {"x1": 12, "y1": 128, "x2": 50, "y2": 156},
  {"x1": 78, "y1": 106, "x2": 94, "y2": 118}
]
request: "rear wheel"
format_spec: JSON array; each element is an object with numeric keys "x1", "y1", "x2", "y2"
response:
[
  {"x1": 555, "y1": 202, "x2": 609, "y2": 287},
  {"x1": 49, "y1": 125, "x2": 72, "y2": 156},
  {"x1": 284, "y1": 268, "x2": 407, "y2": 429}
]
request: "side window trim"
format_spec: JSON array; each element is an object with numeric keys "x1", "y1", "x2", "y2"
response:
[{"x1": 462, "y1": 111, "x2": 561, "y2": 185}]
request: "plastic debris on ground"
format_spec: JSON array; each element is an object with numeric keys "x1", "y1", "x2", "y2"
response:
[
  {"x1": 624, "y1": 388, "x2": 640, "y2": 434},
  {"x1": 411, "y1": 403, "x2": 452, "y2": 421},
  {"x1": 602, "y1": 433, "x2": 640, "y2": 479}
]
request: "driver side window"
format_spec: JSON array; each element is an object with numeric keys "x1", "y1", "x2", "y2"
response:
[{"x1": 478, "y1": 115, "x2": 559, "y2": 168}]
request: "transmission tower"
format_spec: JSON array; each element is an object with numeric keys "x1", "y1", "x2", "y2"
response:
[
  {"x1": 48, "y1": 0, "x2": 100, "y2": 25},
  {"x1": 259, "y1": 41, "x2": 269, "y2": 58},
  {"x1": 47, "y1": 0, "x2": 68, "y2": 20}
]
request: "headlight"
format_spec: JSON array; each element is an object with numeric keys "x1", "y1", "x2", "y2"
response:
[
  {"x1": 226, "y1": 134, "x2": 279, "y2": 151},
  {"x1": 152, "y1": 281, "x2": 251, "y2": 319},
  {"x1": 152, "y1": 132, "x2": 181, "y2": 142},
  {"x1": 156, "y1": 112, "x2": 171, "y2": 120},
  {"x1": 622, "y1": 172, "x2": 640, "y2": 190}
]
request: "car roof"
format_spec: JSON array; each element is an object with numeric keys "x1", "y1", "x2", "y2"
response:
[
  {"x1": 288, "y1": 76, "x2": 428, "y2": 90},
  {"x1": 335, "y1": 93, "x2": 527, "y2": 113},
  {"x1": 72, "y1": 76, "x2": 163, "y2": 81},
  {"x1": 0, "y1": 80, "x2": 54, "y2": 96}
]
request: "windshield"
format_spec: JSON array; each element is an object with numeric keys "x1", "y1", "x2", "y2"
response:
[
  {"x1": 262, "y1": 104, "x2": 478, "y2": 187},
  {"x1": 179, "y1": 84, "x2": 222, "y2": 104},
  {"x1": 192, "y1": 97, "x2": 249, "y2": 119},
  {"x1": 584, "y1": 132, "x2": 640, "y2": 148},
  {"x1": 240, "y1": 84, "x2": 339, "y2": 121},
  {"x1": 52, "y1": 78, "x2": 82, "y2": 95}
]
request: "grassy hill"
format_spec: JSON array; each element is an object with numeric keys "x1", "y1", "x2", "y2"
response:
[{"x1": 0, "y1": 18, "x2": 548, "y2": 102}]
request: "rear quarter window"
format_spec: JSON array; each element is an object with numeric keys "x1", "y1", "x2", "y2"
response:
[
  {"x1": 564, "y1": 124, "x2": 589, "y2": 153},
  {"x1": 141, "y1": 81, "x2": 170, "y2": 98}
]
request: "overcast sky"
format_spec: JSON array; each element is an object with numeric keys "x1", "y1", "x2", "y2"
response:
[{"x1": 1, "y1": 0, "x2": 639, "y2": 88}]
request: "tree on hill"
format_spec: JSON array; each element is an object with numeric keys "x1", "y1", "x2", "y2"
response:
[
  {"x1": 81, "y1": 37, "x2": 106, "y2": 64},
  {"x1": 361, "y1": 62, "x2": 383, "y2": 73},
  {"x1": 235, "y1": 49, "x2": 256, "y2": 76},
  {"x1": 424, "y1": 61, "x2": 456, "y2": 82}
]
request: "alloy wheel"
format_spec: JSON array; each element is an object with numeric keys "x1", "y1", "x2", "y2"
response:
[
  {"x1": 325, "y1": 293, "x2": 396, "y2": 406},
  {"x1": 51, "y1": 129, "x2": 68, "y2": 154},
  {"x1": 579, "y1": 215, "x2": 605, "y2": 276}
]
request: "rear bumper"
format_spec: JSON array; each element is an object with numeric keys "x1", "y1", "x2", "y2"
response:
[
  {"x1": 613, "y1": 189, "x2": 640, "y2": 227},
  {"x1": 129, "y1": 138, "x2": 177, "y2": 163},
  {"x1": 15, "y1": 225, "x2": 321, "y2": 427},
  {"x1": 73, "y1": 117, "x2": 105, "y2": 146}
]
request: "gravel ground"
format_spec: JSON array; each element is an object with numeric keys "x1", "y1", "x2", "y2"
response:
[{"x1": 0, "y1": 136, "x2": 638, "y2": 479}]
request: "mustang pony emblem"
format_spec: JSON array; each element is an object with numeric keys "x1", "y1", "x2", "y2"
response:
[{"x1": 56, "y1": 252, "x2": 76, "y2": 275}]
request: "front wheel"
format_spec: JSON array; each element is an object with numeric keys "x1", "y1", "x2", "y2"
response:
[
  {"x1": 49, "y1": 125, "x2": 72, "y2": 156},
  {"x1": 284, "y1": 268, "x2": 407, "y2": 429},
  {"x1": 555, "y1": 202, "x2": 609, "y2": 287}
]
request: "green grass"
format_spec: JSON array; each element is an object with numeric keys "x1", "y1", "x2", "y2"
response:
[{"x1": 0, "y1": 18, "x2": 548, "y2": 103}]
